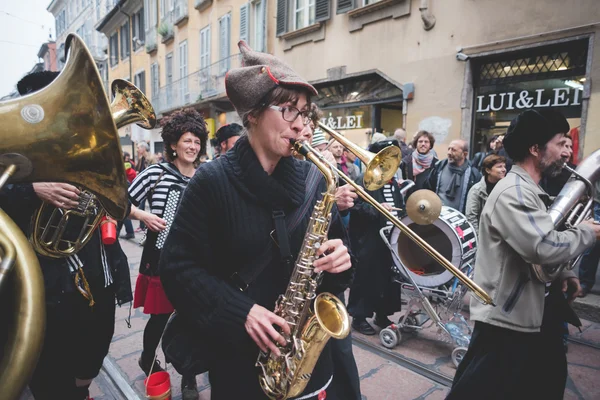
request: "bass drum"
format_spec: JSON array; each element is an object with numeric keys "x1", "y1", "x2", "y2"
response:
[{"x1": 390, "y1": 206, "x2": 477, "y2": 287}]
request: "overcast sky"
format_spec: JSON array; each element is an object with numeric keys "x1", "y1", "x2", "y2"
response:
[{"x1": 0, "y1": 0, "x2": 55, "y2": 97}]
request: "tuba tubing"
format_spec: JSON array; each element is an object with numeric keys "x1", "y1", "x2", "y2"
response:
[
  {"x1": 306, "y1": 130, "x2": 495, "y2": 306},
  {"x1": 0, "y1": 206, "x2": 45, "y2": 400},
  {"x1": 532, "y1": 149, "x2": 600, "y2": 282}
]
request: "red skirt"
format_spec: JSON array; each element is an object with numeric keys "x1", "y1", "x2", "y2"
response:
[{"x1": 133, "y1": 274, "x2": 174, "y2": 315}]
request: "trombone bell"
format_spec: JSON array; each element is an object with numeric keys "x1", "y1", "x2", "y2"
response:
[{"x1": 317, "y1": 122, "x2": 401, "y2": 190}]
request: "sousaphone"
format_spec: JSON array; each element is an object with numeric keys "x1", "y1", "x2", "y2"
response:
[{"x1": 0, "y1": 33, "x2": 156, "y2": 399}]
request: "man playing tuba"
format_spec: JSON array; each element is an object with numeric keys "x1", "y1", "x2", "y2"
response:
[
  {"x1": 447, "y1": 109, "x2": 600, "y2": 399},
  {"x1": 0, "y1": 71, "x2": 133, "y2": 400}
]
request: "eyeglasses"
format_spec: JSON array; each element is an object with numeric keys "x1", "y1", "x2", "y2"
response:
[{"x1": 269, "y1": 105, "x2": 311, "y2": 125}]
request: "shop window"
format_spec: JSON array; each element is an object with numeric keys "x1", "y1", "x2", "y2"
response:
[{"x1": 472, "y1": 40, "x2": 588, "y2": 158}]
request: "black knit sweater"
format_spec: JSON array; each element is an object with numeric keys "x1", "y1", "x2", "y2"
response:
[{"x1": 159, "y1": 136, "x2": 352, "y2": 383}]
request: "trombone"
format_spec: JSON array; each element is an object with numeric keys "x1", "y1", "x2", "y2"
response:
[{"x1": 313, "y1": 123, "x2": 495, "y2": 306}]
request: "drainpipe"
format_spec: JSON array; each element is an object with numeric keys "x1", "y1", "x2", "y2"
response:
[
  {"x1": 118, "y1": 3, "x2": 135, "y2": 157},
  {"x1": 419, "y1": 0, "x2": 436, "y2": 31}
]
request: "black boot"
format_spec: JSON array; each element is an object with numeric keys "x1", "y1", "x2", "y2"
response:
[
  {"x1": 138, "y1": 353, "x2": 165, "y2": 377},
  {"x1": 373, "y1": 314, "x2": 394, "y2": 329},
  {"x1": 352, "y1": 318, "x2": 376, "y2": 335},
  {"x1": 181, "y1": 375, "x2": 199, "y2": 400}
]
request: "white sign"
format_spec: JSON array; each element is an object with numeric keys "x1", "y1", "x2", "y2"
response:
[
  {"x1": 476, "y1": 87, "x2": 582, "y2": 112},
  {"x1": 320, "y1": 115, "x2": 364, "y2": 130}
]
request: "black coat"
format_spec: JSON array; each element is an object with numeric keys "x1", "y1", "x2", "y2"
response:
[
  {"x1": 159, "y1": 136, "x2": 353, "y2": 398},
  {"x1": 347, "y1": 176, "x2": 404, "y2": 319},
  {"x1": 0, "y1": 183, "x2": 133, "y2": 306}
]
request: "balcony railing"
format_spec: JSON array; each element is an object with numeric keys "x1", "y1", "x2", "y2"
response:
[
  {"x1": 173, "y1": 0, "x2": 189, "y2": 25},
  {"x1": 153, "y1": 53, "x2": 241, "y2": 113},
  {"x1": 145, "y1": 26, "x2": 158, "y2": 53}
]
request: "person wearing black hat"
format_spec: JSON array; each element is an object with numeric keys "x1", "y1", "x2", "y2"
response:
[
  {"x1": 347, "y1": 139, "x2": 404, "y2": 336},
  {"x1": 158, "y1": 41, "x2": 353, "y2": 399},
  {"x1": 215, "y1": 122, "x2": 243, "y2": 154},
  {"x1": 0, "y1": 71, "x2": 133, "y2": 400},
  {"x1": 447, "y1": 109, "x2": 600, "y2": 400}
]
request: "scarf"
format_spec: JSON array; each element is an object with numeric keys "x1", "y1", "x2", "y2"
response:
[
  {"x1": 412, "y1": 150, "x2": 434, "y2": 176},
  {"x1": 443, "y1": 163, "x2": 468, "y2": 200},
  {"x1": 223, "y1": 135, "x2": 306, "y2": 210}
]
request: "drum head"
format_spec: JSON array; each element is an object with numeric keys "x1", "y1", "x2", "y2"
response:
[{"x1": 390, "y1": 207, "x2": 468, "y2": 287}]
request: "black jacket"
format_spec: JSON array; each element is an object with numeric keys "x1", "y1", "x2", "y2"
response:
[
  {"x1": 423, "y1": 159, "x2": 482, "y2": 214},
  {"x1": 348, "y1": 176, "x2": 404, "y2": 318},
  {"x1": 159, "y1": 136, "x2": 353, "y2": 396},
  {"x1": 0, "y1": 183, "x2": 133, "y2": 306}
]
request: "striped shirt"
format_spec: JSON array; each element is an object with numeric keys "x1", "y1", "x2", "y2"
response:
[
  {"x1": 66, "y1": 243, "x2": 113, "y2": 287},
  {"x1": 128, "y1": 163, "x2": 190, "y2": 215},
  {"x1": 382, "y1": 183, "x2": 399, "y2": 226}
]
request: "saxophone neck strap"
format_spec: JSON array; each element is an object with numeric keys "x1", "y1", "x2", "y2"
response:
[{"x1": 230, "y1": 165, "x2": 322, "y2": 291}]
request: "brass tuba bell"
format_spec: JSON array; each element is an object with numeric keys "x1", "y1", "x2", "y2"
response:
[
  {"x1": 29, "y1": 77, "x2": 156, "y2": 258},
  {"x1": 4, "y1": 35, "x2": 156, "y2": 258},
  {"x1": 0, "y1": 33, "x2": 154, "y2": 398}
]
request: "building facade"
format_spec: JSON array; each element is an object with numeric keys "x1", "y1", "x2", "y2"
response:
[
  {"x1": 37, "y1": 41, "x2": 59, "y2": 72},
  {"x1": 271, "y1": 0, "x2": 600, "y2": 158},
  {"x1": 47, "y1": 0, "x2": 114, "y2": 90},
  {"x1": 96, "y1": 0, "x2": 269, "y2": 158}
]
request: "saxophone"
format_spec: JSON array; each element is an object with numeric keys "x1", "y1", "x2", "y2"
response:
[{"x1": 257, "y1": 140, "x2": 351, "y2": 400}]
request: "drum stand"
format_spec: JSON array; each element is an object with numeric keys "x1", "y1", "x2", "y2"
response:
[{"x1": 378, "y1": 226, "x2": 473, "y2": 368}]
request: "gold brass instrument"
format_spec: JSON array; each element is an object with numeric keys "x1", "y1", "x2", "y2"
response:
[
  {"x1": 0, "y1": 33, "x2": 151, "y2": 397},
  {"x1": 531, "y1": 149, "x2": 600, "y2": 282},
  {"x1": 0, "y1": 167, "x2": 45, "y2": 400},
  {"x1": 318, "y1": 123, "x2": 401, "y2": 190},
  {"x1": 316, "y1": 122, "x2": 495, "y2": 306},
  {"x1": 257, "y1": 140, "x2": 350, "y2": 400},
  {"x1": 30, "y1": 77, "x2": 156, "y2": 258}
]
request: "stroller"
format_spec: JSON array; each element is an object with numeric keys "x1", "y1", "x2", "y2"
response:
[{"x1": 377, "y1": 206, "x2": 477, "y2": 367}]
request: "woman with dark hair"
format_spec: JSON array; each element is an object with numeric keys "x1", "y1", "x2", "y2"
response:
[
  {"x1": 159, "y1": 41, "x2": 352, "y2": 399},
  {"x1": 128, "y1": 108, "x2": 207, "y2": 400},
  {"x1": 465, "y1": 154, "x2": 506, "y2": 235}
]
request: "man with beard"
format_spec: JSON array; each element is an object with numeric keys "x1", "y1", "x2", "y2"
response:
[
  {"x1": 400, "y1": 130, "x2": 438, "y2": 190},
  {"x1": 447, "y1": 109, "x2": 600, "y2": 400},
  {"x1": 424, "y1": 139, "x2": 481, "y2": 214}
]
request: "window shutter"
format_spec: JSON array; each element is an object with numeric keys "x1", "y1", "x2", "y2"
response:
[
  {"x1": 240, "y1": 3, "x2": 249, "y2": 43},
  {"x1": 336, "y1": 0, "x2": 354, "y2": 14},
  {"x1": 276, "y1": 0, "x2": 287, "y2": 36},
  {"x1": 315, "y1": 0, "x2": 330, "y2": 22}
]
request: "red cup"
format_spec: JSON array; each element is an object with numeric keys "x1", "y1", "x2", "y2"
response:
[
  {"x1": 100, "y1": 216, "x2": 117, "y2": 245},
  {"x1": 145, "y1": 371, "x2": 171, "y2": 399}
]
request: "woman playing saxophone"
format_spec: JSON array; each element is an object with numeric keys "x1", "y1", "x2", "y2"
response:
[{"x1": 159, "y1": 41, "x2": 352, "y2": 399}]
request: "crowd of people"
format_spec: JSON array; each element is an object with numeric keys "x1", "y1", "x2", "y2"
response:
[{"x1": 3, "y1": 42, "x2": 599, "y2": 400}]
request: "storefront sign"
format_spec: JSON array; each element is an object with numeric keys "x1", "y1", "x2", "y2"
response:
[
  {"x1": 476, "y1": 87, "x2": 582, "y2": 112},
  {"x1": 320, "y1": 115, "x2": 364, "y2": 130}
]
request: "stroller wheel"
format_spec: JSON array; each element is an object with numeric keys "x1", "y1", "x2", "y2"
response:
[
  {"x1": 401, "y1": 315, "x2": 418, "y2": 333},
  {"x1": 451, "y1": 346, "x2": 468, "y2": 368},
  {"x1": 380, "y1": 328, "x2": 400, "y2": 349}
]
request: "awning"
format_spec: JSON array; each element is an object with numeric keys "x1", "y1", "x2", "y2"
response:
[{"x1": 310, "y1": 69, "x2": 413, "y2": 108}]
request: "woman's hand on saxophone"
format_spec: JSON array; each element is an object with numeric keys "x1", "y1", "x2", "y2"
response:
[
  {"x1": 313, "y1": 239, "x2": 351, "y2": 274},
  {"x1": 246, "y1": 305, "x2": 291, "y2": 356}
]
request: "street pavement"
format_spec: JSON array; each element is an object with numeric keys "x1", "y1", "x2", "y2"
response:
[{"x1": 78, "y1": 230, "x2": 600, "y2": 400}]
